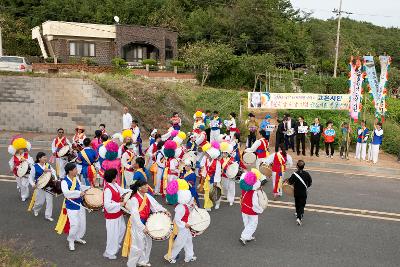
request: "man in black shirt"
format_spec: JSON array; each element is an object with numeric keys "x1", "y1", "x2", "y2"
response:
[
  {"x1": 287, "y1": 160, "x2": 312, "y2": 226},
  {"x1": 275, "y1": 117, "x2": 286, "y2": 152}
]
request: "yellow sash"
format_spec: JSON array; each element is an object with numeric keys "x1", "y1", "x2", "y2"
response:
[
  {"x1": 276, "y1": 152, "x2": 286, "y2": 190},
  {"x1": 163, "y1": 166, "x2": 169, "y2": 194},
  {"x1": 55, "y1": 177, "x2": 77, "y2": 234},
  {"x1": 80, "y1": 149, "x2": 93, "y2": 165},
  {"x1": 122, "y1": 194, "x2": 148, "y2": 257}
]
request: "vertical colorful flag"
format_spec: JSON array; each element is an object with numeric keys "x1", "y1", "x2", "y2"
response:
[
  {"x1": 348, "y1": 57, "x2": 364, "y2": 122},
  {"x1": 363, "y1": 55, "x2": 391, "y2": 121}
]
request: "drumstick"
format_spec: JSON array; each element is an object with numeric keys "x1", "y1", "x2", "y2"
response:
[
  {"x1": 121, "y1": 206, "x2": 131, "y2": 215},
  {"x1": 66, "y1": 198, "x2": 93, "y2": 213}
]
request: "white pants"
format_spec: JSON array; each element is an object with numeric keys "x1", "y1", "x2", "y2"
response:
[
  {"x1": 222, "y1": 178, "x2": 235, "y2": 204},
  {"x1": 127, "y1": 225, "x2": 152, "y2": 266},
  {"x1": 33, "y1": 189, "x2": 53, "y2": 218},
  {"x1": 105, "y1": 216, "x2": 126, "y2": 257},
  {"x1": 210, "y1": 129, "x2": 220, "y2": 142},
  {"x1": 67, "y1": 208, "x2": 86, "y2": 242},
  {"x1": 241, "y1": 213, "x2": 258, "y2": 240},
  {"x1": 16, "y1": 176, "x2": 30, "y2": 200},
  {"x1": 56, "y1": 157, "x2": 67, "y2": 178},
  {"x1": 368, "y1": 144, "x2": 380, "y2": 163},
  {"x1": 271, "y1": 172, "x2": 283, "y2": 196},
  {"x1": 171, "y1": 227, "x2": 194, "y2": 261},
  {"x1": 155, "y1": 167, "x2": 164, "y2": 194},
  {"x1": 355, "y1": 143, "x2": 367, "y2": 160}
]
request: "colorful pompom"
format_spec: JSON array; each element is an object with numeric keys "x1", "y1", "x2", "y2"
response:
[
  {"x1": 251, "y1": 168, "x2": 262, "y2": 180},
  {"x1": 195, "y1": 111, "x2": 203, "y2": 118},
  {"x1": 122, "y1": 129, "x2": 133, "y2": 139},
  {"x1": 166, "y1": 180, "x2": 179, "y2": 195},
  {"x1": 171, "y1": 130, "x2": 179, "y2": 138},
  {"x1": 202, "y1": 142, "x2": 211, "y2": 152},
  {"x1": 166, "y1": 193, "x2": 178, "y2": 205},
  {"x1": 244, "y1": 171, "x2": 257, "y2": 186},
  {"x1": 164, "y1": 140, "x2": 177, "y2": 150},
  {"x1": 13, "y1": 138, "x2": 28, "y2": 150},
  {"x1": 177, "y1": 179, "x2": 189, "y2": 191},
  {"x1": 105, "y1": 151, "x2": 118, "y2": 160},
  {"x1": 211, "y1": 141, "x2": 220, "y2": 150},
  {"x1": 164, "y1": 149, "x2": 175, "y2": 158},
  {"x1": 105, "y1": 141, "x2": 119, "y2": 153},
  {"x1": 220, "y1": 142, "x2": 230, "y2": 153},
  {"x1": 240, "y1": 179, "x2": 253, "y2": 191},
  {"x1": 177, "y1": 131, "x2": 187, "y2": 140}
]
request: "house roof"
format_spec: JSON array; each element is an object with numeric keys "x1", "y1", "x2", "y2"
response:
[{"x1": 41, "y1": 21, "x2": 116, "y2": 39}]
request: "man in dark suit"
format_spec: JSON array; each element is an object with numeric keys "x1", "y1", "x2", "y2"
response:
[
  {"x1": 275, "y1": 117, "x2": 286, "y2": 152},
  {"x1": 294, "y1": 116, "x2": 308, "y2": 156},
  {"x1": 287, "y1": 160, "x2": 312, "y2": 226},
  {"x1": 284, "y1": 113, "x2": 296, "y2": 152}
]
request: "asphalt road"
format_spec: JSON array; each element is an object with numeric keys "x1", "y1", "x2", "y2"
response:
[{"x1": 1, "y1": 146, "x2": 400, "y2": 267}]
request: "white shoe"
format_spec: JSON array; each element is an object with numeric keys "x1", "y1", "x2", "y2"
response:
[
  {"x1": 21, "y1": 198, "x2": 26, "y2": 202},
  {"x1": 76, "y1": 239, "x2": 86, "y2": 244},
  {"x1": 33, "y1": 211, "x2": 39, "y2": 217},
  {"x1": 215, "y1": 203, "x2": 220, "y2": 210},
  {"x1": 296, "y1": 218, "x2": 302, "y2": 226},
  {"x1": 45, "y1": 217, "x2": 54, "y2": 222},
  {"x1": 138, "y1": 262, "x2": 151, "y2": 266},
  {"x1": 164, "y1": 254, "x2": 176, "y2": 264},
  {"x1": 239, "y1": 238, "x2": 246, "y2": 246},
  {"x1": 103, "y1": 252, "x2": 117, "y2": 260},
  {"x1": 248, "y1": 236, "x2": 255, "y2": 241},
  {"x1": 69, "y1": 241, "x2": 75, "y2": 251},
  {"x1": 205, "y1": 208, "x2": 211, "y2": 211},
  {"x1": 229, "y1": 202, "x2": 233, "y2": 206},
  {"x1": 184, "y1": 256, "x2": 197, "y2": 263}
]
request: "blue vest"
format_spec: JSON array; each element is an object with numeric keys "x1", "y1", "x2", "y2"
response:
[
  {"x1": 64, "y1": 177, "x2": 82, "y2": 210},
  {"x1": 34, "y1": 163, "x2": 48, "y2": 182},
  {"x1": 372, "y1": 131, "x2": 383, "y2": 145}
]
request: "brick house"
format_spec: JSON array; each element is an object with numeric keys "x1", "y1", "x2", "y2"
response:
[{"x1": 32, "y1": 21, "x2": 178, "y2": 65}]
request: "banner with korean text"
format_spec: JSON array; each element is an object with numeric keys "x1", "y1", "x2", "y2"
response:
[{"x1": 248, "y1": 92, "x2": 350, "y2": 110}]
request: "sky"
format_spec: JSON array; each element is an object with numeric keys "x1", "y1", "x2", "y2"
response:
[{"x1": 290, "y1": 0, "x2": 400, "y2": 28}]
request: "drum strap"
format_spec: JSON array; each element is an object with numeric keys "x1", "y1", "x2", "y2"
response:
[
  {"x1": 80, "y1": 150, "x2": 93, "y2": 165},
  {"x1": 55, "y1": 137, "x2": 65, "y2": 148},
  {"x1": 293, "y1": 172, "x2": 308, "y2": 190}
]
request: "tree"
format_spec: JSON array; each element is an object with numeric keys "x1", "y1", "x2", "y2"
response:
[{"x1": 182, "y1": 42, "x2": 234, "y2": 86}]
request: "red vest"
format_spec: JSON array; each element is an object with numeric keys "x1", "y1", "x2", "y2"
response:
[
  {"x1": 255, "y1": 138, "x2": 268, "y2": 159},
  {"x1": 181, "y1": 204, "x2": 190, "y2": 223},
  {"x1": 134, "y1": 193, "x2": 151, "y2": 221},
  {"x1": 124, "y1": 150, "x2": 135, "y2": 172},
  {"x1": 103, "y1": 183, "x2": 123, "y2": 219},
  {"x1": 272, "y1": 152, "x2": 287, "y2": 173},
  {"x1": 54, "y1": 137, "x2": 67, "y2": 158},
  {"x1": 241, "y1": 190, "x2": 257, "y2": 215},
  {"x1": 167, "y1": 158, "x2": 179, "y2": 176},
  {"x1": 206, "y1": 159, "x2": 217, "y2": 177},
  {"x1": 12, "y1": 153, "x2": 29, "y2": 176},
  {"x1": 221, "y1": 157, "x2": 234, "y2": 178}
]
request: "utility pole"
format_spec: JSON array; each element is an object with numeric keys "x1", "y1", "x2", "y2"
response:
[{"x1": 333, "y1": 0, "x2": 352, "y2": 77}]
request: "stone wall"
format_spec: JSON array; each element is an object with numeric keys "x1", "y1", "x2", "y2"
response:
[{"x1": 0, "y1": 76, "x2": 123, "y2": 134}]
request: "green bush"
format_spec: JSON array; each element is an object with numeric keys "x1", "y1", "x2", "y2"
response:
[
  {"x1": 111, "y1": 57, "x2": 128, "y2": 68},
  {"x1": 81, "y1": 57, "x2": 98, "y2": 66},
  {"x1": 301, "y1": 74, "x2": 348, "y2": 94},
  {"x1": 171, "y1": 60, "x2": 185, "y2": 67},
  {"x1": 142, "y1": 59, "x2": 157, "y2": 66}
]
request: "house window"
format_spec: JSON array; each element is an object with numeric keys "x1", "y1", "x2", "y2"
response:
[{"x1": 69, "y1": 41, "x2": 96, "y2": 57}]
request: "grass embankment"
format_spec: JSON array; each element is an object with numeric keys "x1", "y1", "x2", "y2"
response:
[
  {"x1": 278, "y1": 97, "x2": 400, "y2": 155},
  {"x1": 91, "y1": 73, "x2": 246, "y2": 133},
  {"x1": 0, "y1": 239, "x2": 50, "y2": 267}
]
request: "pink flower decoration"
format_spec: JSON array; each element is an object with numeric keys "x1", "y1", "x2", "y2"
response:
[
  {"x1": 171, "y1": 130, "x2": 179, "y2": 138},
  {"x1": 211, "y1": 140, "x2": 220, "y2": 150},
  {"x1": 166, "y1": 180, "x2": 179, "y2": 195},
  {"x1": 244, "y1": 171, "x2": 257, "y2": 186},
  {"x1": 105, "y1": 141, "x2": 119, "y2": 152},
  {"x1": 164, "y1": 140, "x2": 177, "y2": 150}
]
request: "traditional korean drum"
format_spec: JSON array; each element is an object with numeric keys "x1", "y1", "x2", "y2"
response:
[
  {"x1": 146, "y1": 211, "x2": 173, "y2": 241},
  {"x1": 122, "y1": 191, "x2": 133, "y2": 215},
  {"x1": 83, "y1": 188, "x2": 103, "y2": 210},
  {"x1": 17, "y1": 161, "x2": 30, "y2": 177},
  {"x1": 243, "y1": 152, "x2": 256, "y2": 164},
  {"x1": 188, "y1": 208, "x2": 211, "y2": 236},
  {"x1": 36, "y1": 171, "x2": 53, "y2": 189},
  {"x1": 259, "y1": 163, "x2": 272, "y2": 178},
  {"x1": 282, "y1": 181, "x2": 294, "y2": 196},
  {"x1": 57, "y1": 145, "x2": 70, "y2": 157},
  {"x1": 225, "y1": 162, "x2": 239, "y2": 180}
]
